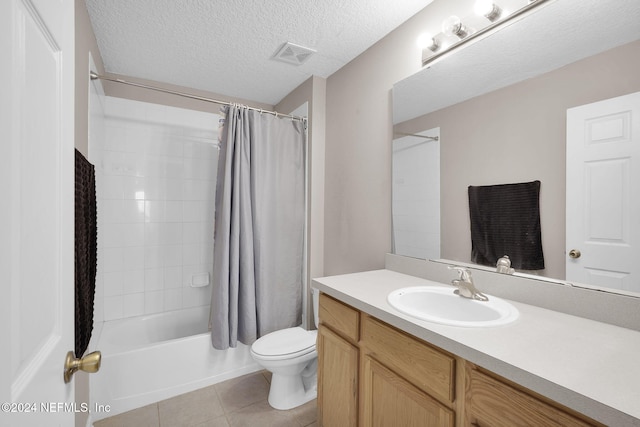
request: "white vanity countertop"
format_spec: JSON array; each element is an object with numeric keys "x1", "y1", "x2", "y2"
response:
[{"x1": 312, "y1": 269, "x2": 640, "y2": 426}]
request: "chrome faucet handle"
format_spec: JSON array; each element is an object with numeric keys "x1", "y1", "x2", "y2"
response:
[
  {"x1": 496, "y1": 255, "x2": 515, "y2": 274},
  {"x1": 448, "y1": 266, "x2": 489, "y2": 301},
  {"x1": 448, "y1": 265, "x2": 472, "y2": 282}
]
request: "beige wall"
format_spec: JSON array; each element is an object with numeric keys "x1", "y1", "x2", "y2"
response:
[
  {"x1": 394, "y1": 40, "x2": 640, "y2": 279},
  {"x1": 323, "y1": 0, "x2": 466, "y2": 275},
  {"x1": 277, "y1": 76, "x2": 327, "y2": 325}
]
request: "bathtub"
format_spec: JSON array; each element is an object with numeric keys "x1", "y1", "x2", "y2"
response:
[{"x1": 89, "y1": 306, "x2": 261, "y2": 421}]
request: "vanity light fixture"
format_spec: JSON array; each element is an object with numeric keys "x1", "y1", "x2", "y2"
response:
[
  {"x1": 474, "y1": 0, "x2": 503, "y2": 22},
  {"x1": 421, "y1": 0, "x2": 551, "y2": 67}
]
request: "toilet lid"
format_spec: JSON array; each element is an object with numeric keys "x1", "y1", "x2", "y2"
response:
[{"x1": 252, "y1": 327, "x2": 317, "y2": 358}]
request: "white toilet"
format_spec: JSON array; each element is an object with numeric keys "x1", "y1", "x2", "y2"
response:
[{"x1": 250, "y1": 288, "x2": 320, "y2": 410}]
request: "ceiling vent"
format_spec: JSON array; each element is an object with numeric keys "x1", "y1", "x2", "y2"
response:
[{"x1": 272, "y1": 42, "x2": 316, "y2": 66}]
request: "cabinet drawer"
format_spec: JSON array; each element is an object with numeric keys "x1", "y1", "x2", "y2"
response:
[
  {"x1": 361, "y1": 355, "x2": 454, "y2": 427},
  {"x1": 319, "y1": 293, "x2": 360, "y2": 342},
  {"x1": 360, "y1": 315, "x2": 456, "y2": 405},
  {"x1": 466, "y1": 366, "x2": 603, "y2": 427}
]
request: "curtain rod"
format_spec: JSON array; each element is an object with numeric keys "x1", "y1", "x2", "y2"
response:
[
  {"x1": 89, "y1": 71, "x2": 306, "y2": 122},
  {"x1": 394, "y1": 132, "x2": 439, "y2": 141}
]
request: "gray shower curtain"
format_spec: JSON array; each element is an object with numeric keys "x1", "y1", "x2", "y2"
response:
[{"x1": 210, "y1": 105, "x2": 306, "y2": 350}]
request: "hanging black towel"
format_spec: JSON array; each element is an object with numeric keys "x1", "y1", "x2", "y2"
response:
[
  {"x1": 74, "y1": 149, "x2": 97, "y2": 358},
  {"x1": 468, "y1": 180, "x2": 544, "y2": 270}
]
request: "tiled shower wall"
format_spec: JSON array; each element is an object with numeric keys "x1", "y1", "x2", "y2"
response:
[{"x1": 90, "y1": 96, "x2": 220, "y2": 322}]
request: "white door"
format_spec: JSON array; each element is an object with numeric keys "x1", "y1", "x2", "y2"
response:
[
  {"x1": 0, "y1": 0, "x2": 76, "y2": 426},
  {"x1": 566, "y1": 91, "x2": 640, "y2": 292}
]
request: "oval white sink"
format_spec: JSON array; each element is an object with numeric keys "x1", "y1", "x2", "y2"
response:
[{"x1": 387, "y1": 286, "x2": 519, "y2": 327}]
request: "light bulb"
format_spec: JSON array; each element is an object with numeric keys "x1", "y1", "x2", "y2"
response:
[
  {"x1": 416, "y1": 32, "x2": 439, "y2": 52},
  {"x1": 442, "y1": 15, "x2": 470, "y2": 39},
  {"x1": 475, "y1": 0, "x2": 503, "y2": 21},
  {"x1": 442, "y1": 15, "x2": 461, "y2": 36}
]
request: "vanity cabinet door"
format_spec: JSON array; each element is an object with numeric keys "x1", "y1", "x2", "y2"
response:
[
  {"x1": 317, "y1": 324, "x2": 358, "y2": 427},
  {"x1": 361, "y1": 355, "x2": 455, "y2": 427},
  {"x1": 466, "y1": 365, "x2": 603, "y2": 427}
]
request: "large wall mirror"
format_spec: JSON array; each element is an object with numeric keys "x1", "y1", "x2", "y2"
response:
[{"x1": 392, "y1": 0, "x2": 640, "y2": 295}]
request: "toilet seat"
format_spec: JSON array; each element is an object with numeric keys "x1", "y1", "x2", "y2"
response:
[{"x1": 251, "y1": 327, "x2": 317, "y2": 360}]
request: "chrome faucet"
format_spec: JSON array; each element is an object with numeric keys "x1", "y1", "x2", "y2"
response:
[
  {"x1": 448, "y1": 266, "x2": 489, "y2": 301},
  {"x1": 496, "y1": 255, "x2": 515, "y2": 275}
]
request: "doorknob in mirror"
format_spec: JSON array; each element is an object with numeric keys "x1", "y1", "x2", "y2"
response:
[
  {"x1": 64, "y1": 350, "x2": 101, "y2": 383},
  {"x1": 568, "y1": 249, "x2": 581, "y2": 259}
]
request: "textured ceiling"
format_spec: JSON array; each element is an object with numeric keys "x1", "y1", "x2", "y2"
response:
[{"x1": 85, "y1": 0, "x2": 431, "y2": 105}]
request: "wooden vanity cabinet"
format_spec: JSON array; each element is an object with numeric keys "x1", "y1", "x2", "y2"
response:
[
  {"x1": 465, "y1": 364, "x2": 605, "y2": 427},
  {"x1": 359, "y1": 315, "x2": 457, "y2": 427},
  {"x1": 317, "y1": 294, "x2": 360, "y2": 427},
  {"x1": 317, "y1": 292, "x2": 604, "y2": 427}
]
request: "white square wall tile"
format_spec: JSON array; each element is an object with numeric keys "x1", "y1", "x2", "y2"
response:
[
  {"x1": 165, "y1": 178, "x2": 184, "y2": 201},
  {"x1": 122, "y1": 223, "x2": 145, "y2": 247},
  {"x1": 100, "y1": 223, "x2": 124, "y2": 248},
  {"x1": 164, "y1": 245, "x2": 183, "y2": 267},
  {"x1": 122, "y1": 176, "x2": 146, "y2": 200},
  {"x1": 182, "y1": 286, "x2": 211, "y2": 308},
  {"x1": 123, "y1": 269, "x2": 145, "y2": 294},
  {"x1": 144, "y1": 223, "x2": 162, "y2": 246},
  {"x1": 123, "y1": 293, "x2": 145, "y2": 318},
  {"x1": 145, "y1": 291, "x2": 164, "y2": 314},
  {"x1": 102, "y1": 175, "x2": 124, "y2": 199},
  {"x1": 165, "y1": 156, "x2": 184, "y2": 179},
  {"x1": 144, "y1": 245, "x2": 164, "y2": 268},
  {"x1": 103, "y1": 270, "x2": 124, "y2": 297},
  {"x1": 102, "y1": 247, "x2": 124, "y2": 272},
  {"x1": 165, "y1": 201, "x2": 183, "y2": 222},
  {"x1": 182, "y1": 223, "x2": 201, "y2": 244},
  {"x1": 123, "y1": 246, "x2": 145, "y2": 271},
  {"x1": 162, "y1": 223, "x2": 183, "y2": 246},
  {"x1": 101, "y1": 199, "x2": 123, "y2": 223},
  {"x1": 104, "y1": 125, "x2": 128, "y2": 152},
  {"x1": 103, "y1": 295, "x2": 124, "y2": 321},
  {"x1": 144, "y1": 177, "x2": 166, "y2": 200},
  {"x1": 182, "y1": 244, "x2": 203, "y2": 266},
  {"x1": 182, "y1": 200, "x2": 205, "y2": 222},
  {"x1": 167, "y1": 139, "x2": 184, "y2": 158},
  {"x1": 164, "y1": 289, "x2": 183, "y2": 311},
  {"x1": 164, "y1": 266, "x2": 182, "y2": 289},
  {"x1": 144, "y1": 200, "x2": 165, "y2": 223},
  {"x1": 122, "y1": 200, "x2": 145, "y2": 223},
  {"x1": 126, "y1": 127, "x2": 153, "y2": 154},
  {"x1": 145, "y1": 268, "x2": 164, "y2": 291}
]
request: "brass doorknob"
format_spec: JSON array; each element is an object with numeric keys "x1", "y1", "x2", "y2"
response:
[
  {"x1": 568, "y1": 249, "x2": 581, "y2": 259},
  {"x1": 64, "y1": 350, "x2": 101, "y2": 383}
]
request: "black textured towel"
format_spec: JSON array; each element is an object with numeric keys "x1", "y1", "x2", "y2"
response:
[
  {"x1": 468, "y1": 180, "x2": 544, "y2": 270},
  {"x1": 74, "y1": 149, "x2": 97, "y2": 358}
]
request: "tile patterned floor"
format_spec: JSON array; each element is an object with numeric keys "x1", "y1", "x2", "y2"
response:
[{"x1": 94, "y1": 371, "x2": 317, "y2": 427}]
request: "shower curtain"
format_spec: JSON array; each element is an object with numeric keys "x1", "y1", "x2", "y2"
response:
[{"x1": 210, "y1": 105, "x2": 306, "y2": 350}]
